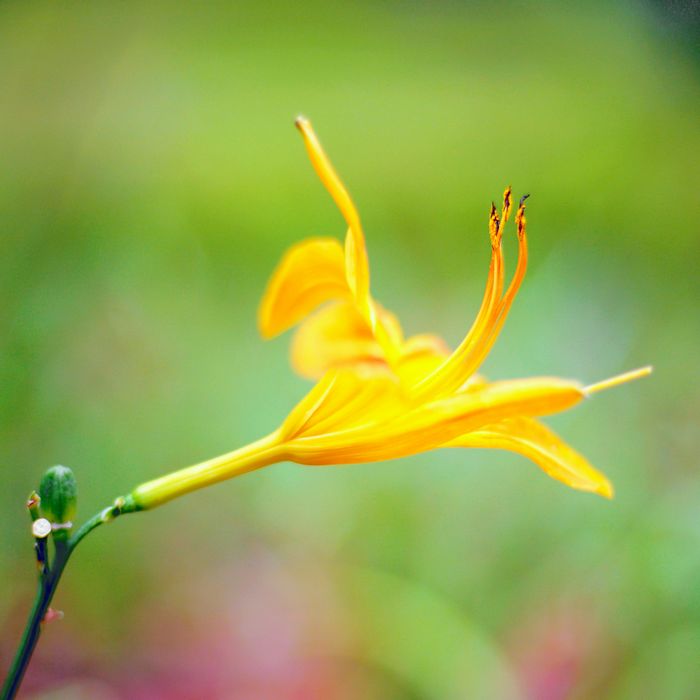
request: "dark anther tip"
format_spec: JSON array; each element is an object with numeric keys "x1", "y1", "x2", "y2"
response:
[{"x1": 519, "y1": 194, "x2": 531, "y2": 206}]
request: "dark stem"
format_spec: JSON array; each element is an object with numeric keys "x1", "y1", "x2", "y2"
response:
[
  {"x1": 1, "y1": 499, "x2": 135, "y2": 700},
  {"x1": 1, "y1": 543, "x2": 70, "y2": 700}
]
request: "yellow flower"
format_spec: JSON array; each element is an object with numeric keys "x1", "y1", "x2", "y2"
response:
[{"x1": 127, "y1": 118, "x2": 651, "y2": 511}]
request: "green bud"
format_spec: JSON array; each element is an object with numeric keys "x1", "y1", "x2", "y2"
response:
[{"x1": 39, "y1": 465, "x2": 77, "y2": 537}]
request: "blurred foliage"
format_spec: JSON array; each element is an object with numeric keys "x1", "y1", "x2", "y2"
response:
[{"x1": 0, "y1": 0, "x2": 698, "y2": 698}]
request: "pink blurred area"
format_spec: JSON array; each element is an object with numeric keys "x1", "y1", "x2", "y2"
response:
[
  {"x1": 16, "y1": 548, "x2": 398, "y2": 700},
  {"x1": 508, "y1": 597, "x2": 609, "y2": 700}
]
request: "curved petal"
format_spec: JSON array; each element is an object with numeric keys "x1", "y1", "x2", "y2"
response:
[
  {"x1": 447, "y1": 416, "x2": 613, "y2": 498},
  {"x1": 258, "y1": 237, "x2": 349, "y2": 339},
  {"x1": 395, "y1": 334, "x2": 450, "y2": 388},
  {"x1": 279, "y1": 368, "x2": 404, "y2": 442},
  {"x1": 295, "y1": 118, "x2": 373, "y2": 326},
  {"x1": 291, "y1": 300, "x2": 384, "y2": 379},
  {"x1": 344, "y1": 227, "x2": 372, "y2": 323},
  {"x1": 285, "y1": 376, "x2": 586, "y2": 465}
]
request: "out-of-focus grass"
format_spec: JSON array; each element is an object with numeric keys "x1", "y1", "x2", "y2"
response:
[{"x1": 0, "y1": 1, "x2": 698, "y2": 698}]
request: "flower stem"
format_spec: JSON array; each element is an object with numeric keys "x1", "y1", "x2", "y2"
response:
[
  {"x1": 1, "y1": 500, "x2": 130, "y2": 700},
  {"x1": 1, "y1": 542, "x2": 70, "y2": 700}
]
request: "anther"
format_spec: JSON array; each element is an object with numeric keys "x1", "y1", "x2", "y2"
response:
[
  {"x1": 489, "y1": 204, "x2": 501, "y2": 248},
  {"x1": 502, "y1": 187, "x2": 513, "y2": 222},
  {"x1": 515, "y1": 197, "x2": 528, "y2": 239}
]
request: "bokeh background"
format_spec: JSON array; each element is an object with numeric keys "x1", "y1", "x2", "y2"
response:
[{"x1": 1, "y1": 1, "x2": 699, "y2": 698}]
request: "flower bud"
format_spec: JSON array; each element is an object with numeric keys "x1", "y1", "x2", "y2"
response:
[
  {"x1": 39, "y1": 465, "x2": 77, "y2": 538},
  {"x1": 26, "y1": 491, "x2": 41, "y2": 521}
]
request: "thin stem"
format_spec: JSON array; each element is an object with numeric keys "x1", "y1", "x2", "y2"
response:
[
  {"x1": 69, "y1": 506, "x2": 115, "y2": 550},
  {"x1": 1, "y1": 543, "x2": 70, "y2": 700},
  {"x1": 1, "y1": 501, "x2": 127, "y2": 700}
]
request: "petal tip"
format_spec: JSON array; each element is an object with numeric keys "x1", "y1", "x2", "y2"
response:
[
  {"x1": 257, "y1": 317, "x2": 276, "y2": 340},
  {"x1": 257, "y1": 298, "x2": 279, "y2": 339},
  {"x1": 597, "y1": 479, "x2": 615, "y2": 499}
]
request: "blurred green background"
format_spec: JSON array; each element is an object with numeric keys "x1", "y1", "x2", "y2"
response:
[{"x1": 1, "y1": 0, "x2": 698, "y2": 698}]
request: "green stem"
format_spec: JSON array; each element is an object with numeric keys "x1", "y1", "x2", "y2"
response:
[
  {"x1": 70, "y1": 505, "x2": 119, "y2": 550},
  {"x1": 1, "y1": 543, "x2": 70, "y2": 700},
  {"x1": 1, "y1": 498, "x2": 137, "y2": 700}
]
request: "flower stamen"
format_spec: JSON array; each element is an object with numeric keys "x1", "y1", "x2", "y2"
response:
[
  {"x1": 489, "y1": 202, "x2": 501, "y2": 249},
  {"x1": 457, "y1": 195, "x2": 530, "y2": 379},
  {"x1": 584, "y1": 366, "x2": 653, "y2": 395},
  {"x1": 411, "y1": 192, "x2": 528, "y2": 400}
]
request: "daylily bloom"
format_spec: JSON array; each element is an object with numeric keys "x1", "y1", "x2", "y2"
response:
[{"x1": 125, "y1": 119, "x2": 650, "y2": 512}]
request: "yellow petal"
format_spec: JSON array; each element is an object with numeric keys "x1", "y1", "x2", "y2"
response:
[
  {"x1": 376, "y1": 377, "x2": 586, "y2": 452},
  {"x1": 295, "y1": 117, "x2": 373, "y2": 326},
  {"x1": 344, "y1": 227, "x2": 373, "y2": 324},
  {"x1": 448, "y1": 416, "x2": 613, "y2": 498},
  {"x1": 395, "y1": 334, "x2": 450, "y2": 387},
  {"x1": 375, "y1": 304, "x2": 404, "y2": 349},
  {"x1": 291, "y1": 300, "x2": 384, "y2": 379},
  {"x1": 258, "y1": 237, "x2": 348, "y2": 339},
  {"x1": 284, "y1": 375, "x2": 585, "y2": 465},
  {"x1": 280, "y1": 368, "x2": 404, "y2": 443}
]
